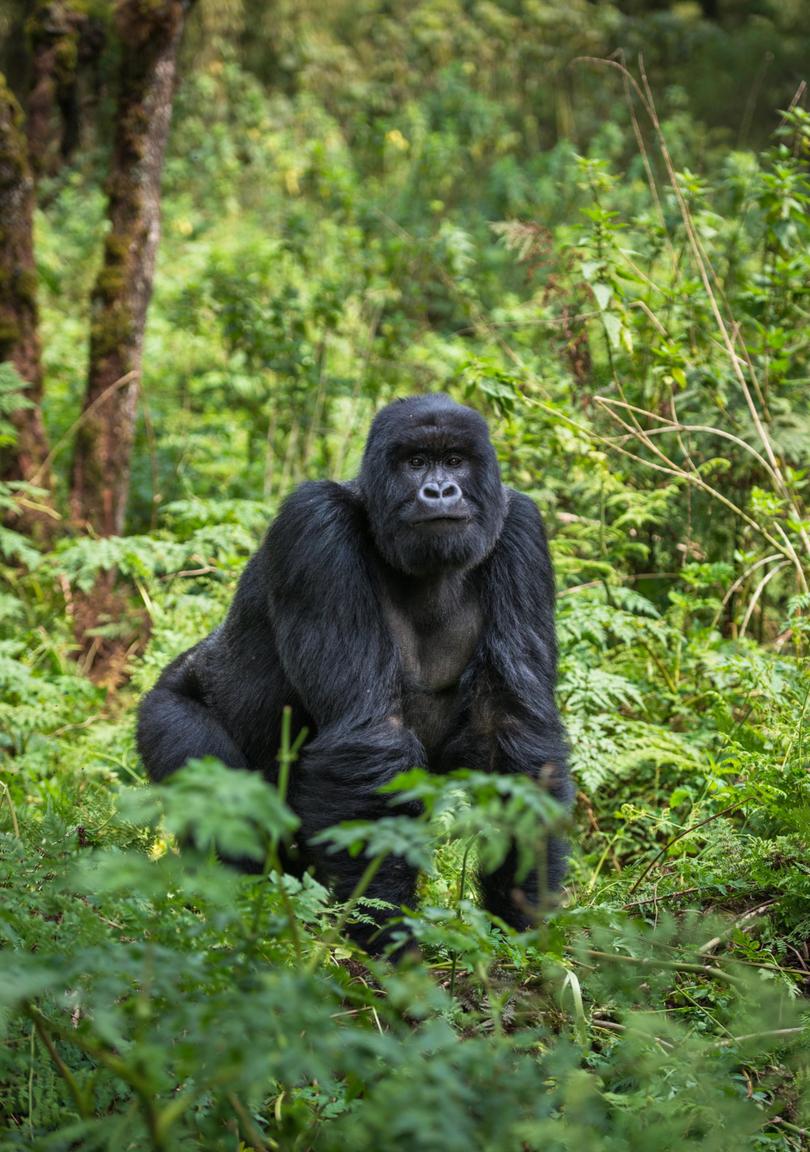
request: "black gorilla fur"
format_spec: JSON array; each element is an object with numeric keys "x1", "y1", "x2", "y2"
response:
[{"x1": 137, "y1": 394, "x2": 572, "y2": 950}]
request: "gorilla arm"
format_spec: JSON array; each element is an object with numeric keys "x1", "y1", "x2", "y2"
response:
[
  {"x1": 469, "y1": 491, "x2": 573, "y2": 923},
  {"x1": 479, "y1": 491, "x2": 563, "y2": 735},
  {"x1": 265, "y1": 481, "x2": 400, "y2": 728},
  {"x1": 267, "y1": 481, "x2": 425, "y2": 937},
  {"x1": 135, "y1": 546, "x2": 287, "y2": 783},
  {"x1": 138, "y1": 480, "x2": 410, "y2": 784},
  {"x1": 136, "y1": 637, "x2": 250, "y2": 781},
  {"x1": 265, "y1": 480, "x2": 427, "y2": 822}
]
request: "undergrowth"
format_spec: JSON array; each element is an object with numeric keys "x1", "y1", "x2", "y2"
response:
[{"x1": 1, "y1": 26, "x2": 809, "y2": 1152}]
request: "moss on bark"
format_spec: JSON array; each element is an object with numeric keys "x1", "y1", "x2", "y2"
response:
[
  {"x1": 26, "y1": 2, "x2": 90, "y2": 175},
  {"x1": 69, "y1": 0, "x2": 195, "y2": 536},
  {"x1": 0, "y1": 73, "x2": 49, "y2": 490}
]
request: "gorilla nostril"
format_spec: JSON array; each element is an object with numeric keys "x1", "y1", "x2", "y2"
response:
[{"x1": 419, "y1": 480, "x2": 461, "y2": 508}]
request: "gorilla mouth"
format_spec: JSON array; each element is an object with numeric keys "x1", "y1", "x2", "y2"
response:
[{"x1": 411, "y1": 514, "x2": 469, "y2": 527}]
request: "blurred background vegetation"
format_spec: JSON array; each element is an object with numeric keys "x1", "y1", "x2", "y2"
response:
[{"x1": 0, "y1": 2, "x2": 809, "y2": 1149}]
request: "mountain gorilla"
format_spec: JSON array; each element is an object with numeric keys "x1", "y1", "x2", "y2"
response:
[{"x1": 137, "y1": 394, "x2": 571, "y2": 951}]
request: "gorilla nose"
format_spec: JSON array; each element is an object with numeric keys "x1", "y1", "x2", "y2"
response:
[{"x1": 420, "y1": 480, "x2": 462, "y2": 511}]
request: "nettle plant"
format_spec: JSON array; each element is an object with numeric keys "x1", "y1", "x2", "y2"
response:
[
  {"x1": 492, "y1": 98, "x2": 810, "y2": 638},
  {"x1": 0, "y1": 44, "x2": 808, "y2": 1152},
  {"x1": 0, "y1": 746, "x2": 807, "y2": 1151},
  {"x1": 572, "y1": 98, "x2": 810, "y2": 618}
]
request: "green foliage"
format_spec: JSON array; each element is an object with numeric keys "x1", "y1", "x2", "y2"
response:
[
  {"x1": 0, "y1": 752, "x2": 808, "y2": 1149},
  {"x1": 2, "y1": 4, "x2": 810, "y2": 1148}
]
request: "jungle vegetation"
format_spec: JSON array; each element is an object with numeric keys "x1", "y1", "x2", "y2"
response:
[{"x1": 0, "y1": 2, "x2": 808, "y2": 1149}]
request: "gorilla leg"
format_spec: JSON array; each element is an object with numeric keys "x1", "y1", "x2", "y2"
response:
[
  {"x1": 473, "y1": 726, "x2": 573, "y2": 931},
  {"x1": 479, "y1": 834, "x2": 570, "y2": 931},
  {"x1": 479, "y1": 843, "x2": 538, "y2": 932},
  {"x1": 291, "y1": 721, "x2": 424, "y2": 952}
]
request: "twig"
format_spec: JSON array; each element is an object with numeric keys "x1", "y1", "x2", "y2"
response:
[
  {"x1": 717, "y1": 1028, "x2": 804, "y2": 1048},
  {"x1": 591, "y1": 1016, "x2": 675, "y2": 1051},
  {"x1": 698, "y1": 900, "x2": 776, "y2": 957},
  {"x1": 27, "y1": 1008, "x2": 91, "y2": 1120},
  {"x1": 227, "y1": 1092, "x2": 277, "y2": 1151},
  {"x1": 739, "y1": 562, "x2": 789, "y2": 639},
  {"x1": 606, "y1": 426, "x2": 783, "y2": 554},
  {"x1": 719, "y1": 553, "x2": 782, "y2": 611},
  {"x1": 30, "y1": 371, "x2": 137, "y2": 486},
  {"x1": 596, "y1": 396, "x2": 782, "y2": 487},
  {"x1": 627, "y1": 802, "x2": 744, "y2": 895},
  {"x1": 594, "y1": 397, "x2": 790, "y2": 558},
  {"x1": 623, "y1": 886, "x2": 701, "y2": 909},
  {"x1": 161, "y1": 565, "x2": 218, "y2": 580},
  {"x1": 575, "y1": 55, "x2": 810, "y2": 587},
  {"x1": 0, "y1": 780, "x2": 21, "y2": 838},
  {"x1": 580, "y1": 949, "x2": 746, "y2": 988}
]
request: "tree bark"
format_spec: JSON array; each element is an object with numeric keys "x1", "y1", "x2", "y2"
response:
[
  {"x1": 0, "y1": 73, "x2": 48, "y2": 486},
  {"x1": 26, "y1": 2, "x2": 84, "y2": 177},
  {"x1": 70, "y1": 0, "x2": 192, "y2": 536}
]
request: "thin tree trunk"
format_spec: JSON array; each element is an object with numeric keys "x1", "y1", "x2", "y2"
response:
[
  {"x1": 27, "y1": 4, "x2": 107, "y2": 176},
  {"x1": 26, "y1": 3, "x2": 81, "y2": 178},
  {"x1": 0, "y1": 74, "x2": 48, "y2": 486},
  {"x1": 70, "y1": 0, "x2": 193, "y2": 536}
]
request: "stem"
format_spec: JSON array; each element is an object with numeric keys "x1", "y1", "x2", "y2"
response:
[
  {"x1": 153, "y1": 1090, "x2": 200, "y2": 1143},
  {"x1": 628, "y1": 801, "x2": 744, "y2": 895},
  {"x1": 26, "y1": 1004, "x2": 170, "y2": 1149},
  {"x1": 275, "y1": 858, "x2": 302, "y2": 961},
  {"x1": 579, "y1": 949, "x2": 746, "y2": 988},
  {"x1": 27, "y1": 1024, "x2": 35, "y2": 1137},
  {"x1": 276, "y1": 707, "x2": 307, "y2": 805},
  {"x1": 277, "y1": 706, "x2": 292, "y2": 805},
  {"x1": 586, "y1": 830, "x2": 624, "y2": 893},
  {"x1": 29, "y1": 370, "x2": 137, "y2": 486},
  {"x1": 248, "y1": 708, "x2": 306, "y2": 957},
  {"x1": 247, "y1": 839, "x2": 301, "y2": 963},
  {"x1": 449, "y1": 834, "x2": 478, "y2": 1000},
  {"x1": 228, "y1": 1091, "x2": 278, "y2": 1150},
  {"x1": 717, "y1": 1027, "x2": 804, "y2": 1048},
  {"x1": 307, "y1": 852, "x2": 389, "y2": 972},
  {"x1": 0, "y1": 780, "x2": 21, "y2": 838},
  {"x1": 768, "y1": 1117, "x2": 808, "y2": 1138},
  {"x1": 28, "y1": 1008, "x2": 91, "y2": 1119}
]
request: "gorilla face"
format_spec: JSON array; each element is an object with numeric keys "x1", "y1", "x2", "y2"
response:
[{"x1": 360, "y1": 394, "x2": 506, "y2": 576}]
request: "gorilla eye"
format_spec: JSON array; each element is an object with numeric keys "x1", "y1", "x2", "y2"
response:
[
  {"x1": 408, "y1": 455, "x2": 427, "y2": 469},
  {"x1": 446, "y1": 455, "x2": 463, "y2": 468}
]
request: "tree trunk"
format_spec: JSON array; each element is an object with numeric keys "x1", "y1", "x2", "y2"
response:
[
  {"x1": 26, "y1": 2, "x2": 81, "y2": 177},
  {"x1": 70, "y1": 0, "x2": 192, "y2": 536},
  {"x1": 27, "y1": 4, "x2": 108, "y2": 176},
  {"x1": 0, "y1": 73, "x2": 48, "y2": 486}
]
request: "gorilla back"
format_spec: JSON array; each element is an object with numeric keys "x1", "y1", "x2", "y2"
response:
[{"x1": 137, "y1": 393, "x2": 571, "y2": 949}]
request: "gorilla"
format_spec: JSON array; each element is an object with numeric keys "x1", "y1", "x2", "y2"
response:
[{"x1": 137, "y1": 393, "x2": 571, "y2": 950}]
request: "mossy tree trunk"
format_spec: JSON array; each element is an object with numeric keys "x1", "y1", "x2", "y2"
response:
[
  {"x1": 70, "y1": 0, "x2": 193, "y2": 536},
  {"x1": 26, "y1": 2, "x2": 85, "y2": 177},
  {"x1": 0, "y1": 74, "x2": 48, "y2": 487},
  {"x1": 26, "y1": 3, "x2": 107, "y2": 177}
]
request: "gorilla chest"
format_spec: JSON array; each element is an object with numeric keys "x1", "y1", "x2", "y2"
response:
[{"x1": 380, "y1": 583, "x2": 482, "y2": 758}]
